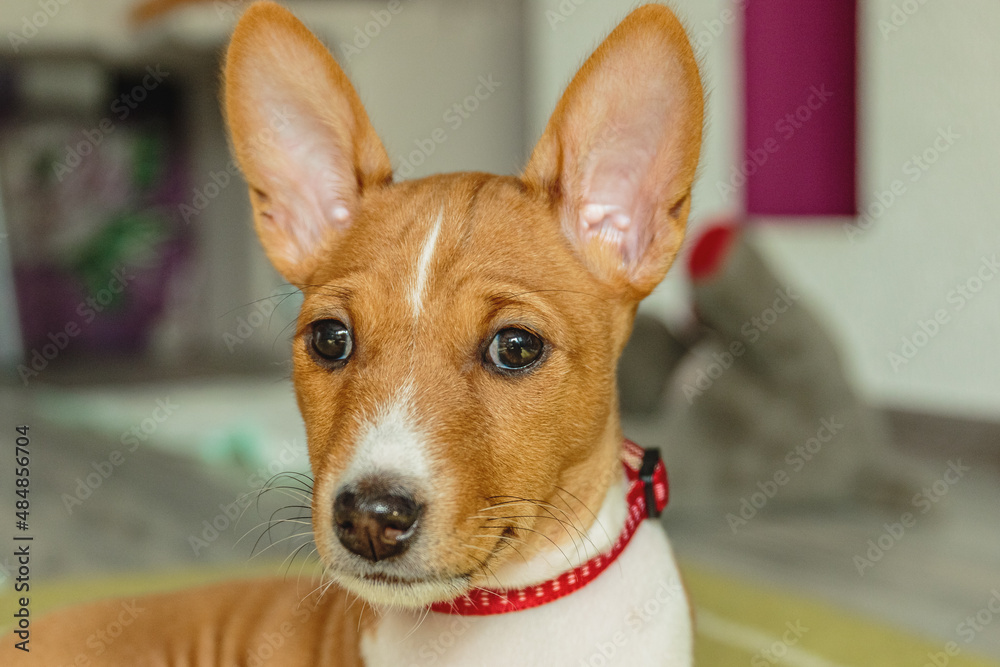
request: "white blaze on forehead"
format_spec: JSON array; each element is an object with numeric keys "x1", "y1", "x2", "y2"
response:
[
  {"x1": 409, "y1": 208, "x2": 444, "y2": 318},
  {"x1": 342, "y1": 388, "x2": 432, "y2": 485}
]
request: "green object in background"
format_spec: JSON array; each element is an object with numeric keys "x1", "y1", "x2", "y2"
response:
[
  {"x1": 132, "y1": 132, "x2": 165, "y2": 189},
  {"x1": 70, "y1": 126, "x2": 172, "y2": 305},
  {"x1": 199, "y1": 426, "x2": 263, "y2": 470},
  {"x1": 34, "y1": 148, "x2": 59, "y2": 186},
  {"x1": 73, "y1": 210, "x2": 168, "y2": 305}
]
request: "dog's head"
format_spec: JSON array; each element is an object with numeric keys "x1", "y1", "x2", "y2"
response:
[{"x1": 224, "y1": 1, "x2": 702, "y2": 607}]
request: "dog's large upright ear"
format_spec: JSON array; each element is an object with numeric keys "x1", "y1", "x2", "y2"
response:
[
  {"x1": 224, "y1": 1, "x2": 392, "y2": 283},
  {"x1": 524, "y1": 5, "x2": 703, "y2": 299}
]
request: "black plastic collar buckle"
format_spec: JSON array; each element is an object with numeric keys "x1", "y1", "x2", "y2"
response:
[{"x1": 639, "y1": 448, "x2": 662, "y2": 519}]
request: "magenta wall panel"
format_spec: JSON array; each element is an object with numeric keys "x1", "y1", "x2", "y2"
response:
[{"x1": 743, "y1": 2, "x2": 857, "y2": 216}]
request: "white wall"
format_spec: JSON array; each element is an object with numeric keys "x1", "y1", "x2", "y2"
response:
[
  {"x1": 4, "y1": 0, "x2": 997, "y2": 418},
  {"x1": 525, "y1": 0, "x2": 1000, "y2": 420},
  {"x1": 525, "y1": 0, "x2": 742, "y2": 327},
  {"x1": 757, "y1": 0, "x2": 1000, "y2": 420}
]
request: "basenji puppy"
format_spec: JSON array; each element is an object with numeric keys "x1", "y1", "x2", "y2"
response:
[{"x1": 9, "y1": 2, "x2": 703, "y2": 664}]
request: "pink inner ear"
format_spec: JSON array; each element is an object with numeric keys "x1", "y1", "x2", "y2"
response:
[
  {"x1": 252, "y1": 94, "x2": 358, "y2": 262},
  {"x1": 526, "y1": 8, "x2": 702, "y2": 293},
  {"x1": 573, "y1": 116, "x2": 665, "y2": 269}
]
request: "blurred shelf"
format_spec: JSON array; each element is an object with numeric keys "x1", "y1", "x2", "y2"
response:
[{"x1": 0, "y1": 1, "x2": 448, "y2": 64}]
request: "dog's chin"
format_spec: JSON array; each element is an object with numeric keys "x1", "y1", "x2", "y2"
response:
[{"x1": 331, "y1": 570, "x2": 471, "y2": 609}]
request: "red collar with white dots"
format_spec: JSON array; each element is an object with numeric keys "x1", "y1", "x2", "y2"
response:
[{"x1": 428, "y1": 440, "x2": 669, "y2": 616}]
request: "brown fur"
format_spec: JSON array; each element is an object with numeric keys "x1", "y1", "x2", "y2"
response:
[
  {"x1": 7, "y1": 3, "x2": 702, "y2": 663},
  {"x1": 19, "y1": 579, "x2": 370, "y2": 665},
  {"x1": 294, "y1": 173, "x2": 631, "y2": 583}
]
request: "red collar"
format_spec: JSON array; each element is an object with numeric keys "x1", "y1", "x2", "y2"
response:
[{"x1": 429, "y1": 440, "x2": 669, "y2": 616}]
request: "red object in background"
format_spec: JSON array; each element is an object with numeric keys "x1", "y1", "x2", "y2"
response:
[
  {"x1": 743, "y1": 2, "x2": 857, "y2": 216},
  {"x1": 688, "y1": 222, "x2": 738, "y2": 283}
]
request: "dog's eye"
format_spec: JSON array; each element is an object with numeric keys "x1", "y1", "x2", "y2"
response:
[
  {"x1": 310, "y1": 320, "x2": 353, "y2": 363},
  {"x1": 487, "y1": 328, "x2": 543, "y2": 371}
]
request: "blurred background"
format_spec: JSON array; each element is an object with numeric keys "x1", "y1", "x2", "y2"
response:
[{"x1": 0, "y1": 0, "x2": 998, "y2": 664}]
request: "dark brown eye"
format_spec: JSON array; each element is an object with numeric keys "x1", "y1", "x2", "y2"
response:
[
  {"x1": 487, "y1": 328, "x2": 543, "y2": 371},
  {"x1": 310, "y1": 320, "x2": 353, "y2": 363}
]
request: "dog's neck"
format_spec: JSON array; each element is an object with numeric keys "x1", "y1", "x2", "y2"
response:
[
  {"x1": 360, "y1": 461, "x2": 691, "y2": 667},
  {"x1": 489, "y1": 479, "x2": 627, "y2": 591},
  {"x1": 488, "y1": 426, "x2": 629, "y2": 590}
]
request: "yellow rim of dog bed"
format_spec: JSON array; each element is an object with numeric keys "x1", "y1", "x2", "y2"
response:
[
  {"x1": 684, "y1": 566, "x2": 998, "y2": 666},
  {"x1": 4, "y1": 564, "x2": 998, "y2": 666}
]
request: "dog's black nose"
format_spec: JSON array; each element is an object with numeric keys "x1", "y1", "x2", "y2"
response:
[{"x1": 333, "y1": 487, "x2": 422, "y2": 562}]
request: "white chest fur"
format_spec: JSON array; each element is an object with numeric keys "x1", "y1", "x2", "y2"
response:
[{"x1": 360, "y1": 481, "x2": 692, "y2": 667}]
